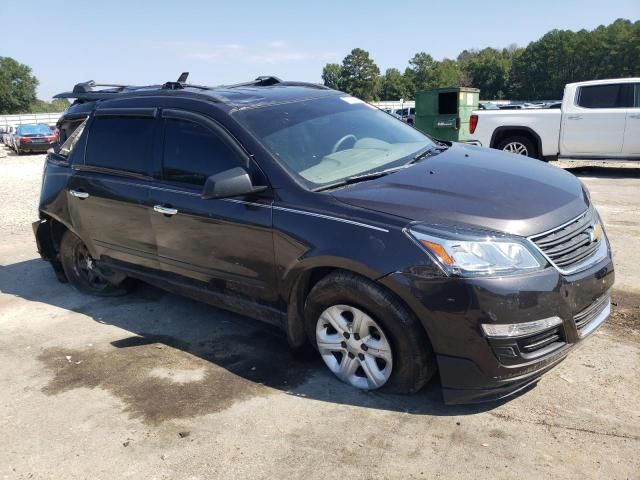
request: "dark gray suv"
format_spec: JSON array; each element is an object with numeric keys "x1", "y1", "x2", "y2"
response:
[{"x1": 33, "y1": 76, "x2": 614, "y2": 404}]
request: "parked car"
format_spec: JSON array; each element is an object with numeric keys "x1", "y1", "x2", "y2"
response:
[
  {"x1": 383, "y1": 109, "x2": 404, "y2": 120},
  {"x1": 2, "y1": 125, "x2": 16, "y2": 146},
  {"x1": 469, "y1": 78, "x2": 640, "y2": 159},
  {"x1": 395, "y1": 107, "x2": 415, "y2": 125},
  {"x1": 497, "y1": 104, "x2": 524, "y2": 110},
  {"x1": 478, "y1": 102, "x2": 500, "y2": 110},
  {"x1": 34, "y1": 75, "x2": 614, "y2": 404},
  {"x1": 11, "y1": 124, "x2": 58, "y2": 155}
]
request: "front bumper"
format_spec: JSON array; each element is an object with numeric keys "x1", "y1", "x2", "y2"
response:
[{"x1": 380, "y1": 250, "x2": 614, "y2": 404}]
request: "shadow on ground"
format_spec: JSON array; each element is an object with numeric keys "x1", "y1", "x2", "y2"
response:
[
  {"x1": 1, "y1": 257, "x2": 525, "y2": 424},
  {"x1": 563, "y1": 165, "x2": 640, "y2": 178}
]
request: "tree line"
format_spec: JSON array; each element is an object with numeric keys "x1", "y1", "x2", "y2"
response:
[
  {"x1": 0, "y1": 57, "x2": 69, "y2": 114},
  {"x1": 322, "y1": 18, "x2": 639, "y2": 101}
]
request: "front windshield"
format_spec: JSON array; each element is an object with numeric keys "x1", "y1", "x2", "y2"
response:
[
  {"x1": 235, "y1": 95, "x2": 434, "y2": 189},
  {"x1": 17, "y1": 124, "x2": 52, "y2": 135}
]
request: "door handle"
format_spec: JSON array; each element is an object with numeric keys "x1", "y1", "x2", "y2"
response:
[
  {"x1": 629, "y1": 114, "x2": 640, "y2": 119},
  {"x1": 69, "y1": 189, "x2": 89, "y2": 199},
  {"x1": 153, "y1": 205, "x2": 178, "y2": 216},
  {"x1": 567, "y1": 115, "x2": 582, "y2": 120}
]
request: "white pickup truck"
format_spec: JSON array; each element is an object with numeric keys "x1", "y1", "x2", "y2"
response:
[{"x1": 468, "y1": 78, "x2": 640, "y2": 160}]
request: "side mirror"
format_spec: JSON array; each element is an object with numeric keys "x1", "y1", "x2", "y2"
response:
[{"x1": 201, "y1": 166, "x2": 267, "y2": 200}]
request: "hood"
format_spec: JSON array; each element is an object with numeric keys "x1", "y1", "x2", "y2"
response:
[{"x1": 331, "y1": 143, "x2": 589, "y2": 237}]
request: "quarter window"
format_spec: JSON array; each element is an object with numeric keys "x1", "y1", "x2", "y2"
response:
[
  {"x1": 85, "y1": 116, "x2": 154, "y2": 175},
  {"x1": 577, "y1": 84, "x2": 633, "y2": 109},
  {"x1": 162, "y1": 118, "x2": 244, "y2": 187}
]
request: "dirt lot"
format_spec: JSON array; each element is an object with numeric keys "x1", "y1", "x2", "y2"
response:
[{"x1": 1, "y1": 147, "x2": 639, "y2": 480}]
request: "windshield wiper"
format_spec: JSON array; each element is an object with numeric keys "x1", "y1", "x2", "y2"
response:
[
  {"x1": 404, "y1": 145, "x2": 448, "y2": 166},
  {"x1": 314, "y1": 166, "x2": 405, "y2": 192}
]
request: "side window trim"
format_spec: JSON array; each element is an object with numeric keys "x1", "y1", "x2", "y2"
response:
[
  {"x1": 74, "y1": 163, "x2": 154, "y2": 181},
  {"x1": 95, "y1": 107, "x2": 157, "y2": 118}
]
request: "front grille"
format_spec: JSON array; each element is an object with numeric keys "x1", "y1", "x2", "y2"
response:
[
  {"x1": 531, "y1": 210, "x2": 602, "y2": 271},
  {"x1": 517, "y1": 327, "x2": 563, "y2": 354},
  {"x1": 574, "y1": 293, "x2": 610, "y2": 331}
]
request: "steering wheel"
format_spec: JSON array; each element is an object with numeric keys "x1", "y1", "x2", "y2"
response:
[{"x1": 331, "y1": 134, "x2": 358, "y2": 153}]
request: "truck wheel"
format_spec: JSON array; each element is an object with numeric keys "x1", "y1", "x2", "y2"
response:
[
  {"x1": 304, "y1": 271, "x2": 436, "y2": 394},
  {"x1": 497, "y1": 136, "x2": 537, "y2": 158},
  {"x1": 59, "y1": 231, "x2": 129, "y2": 296}
]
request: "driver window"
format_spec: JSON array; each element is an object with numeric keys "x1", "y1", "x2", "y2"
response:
[{"x1": 162, "y1": 118, "x2": 243, "y2": 187}]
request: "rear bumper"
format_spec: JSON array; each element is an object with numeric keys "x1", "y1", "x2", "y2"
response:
[
  {"x1": 380, "y1": 249, "x2": 614, "y2": 405},
  {"x1": 20, "y1": 142, "x2": 54, "y2": 152}
]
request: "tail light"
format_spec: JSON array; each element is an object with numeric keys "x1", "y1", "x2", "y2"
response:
[
  {"x1": 19, "y1": 136, "x2": 32, "y2": 143},
  {"x1": 469, "y1": 114, "x2": 478, "y2": 134}
]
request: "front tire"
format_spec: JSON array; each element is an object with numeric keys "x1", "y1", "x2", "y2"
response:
[
  {"x1": 304, "y1": 271, "x2": 436, "y2": 393},
  {"x1": 59, "y1": 231, "x2": 128, "y2": 296}
]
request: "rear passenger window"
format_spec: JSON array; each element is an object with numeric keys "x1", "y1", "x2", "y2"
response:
[
  {"x1": 85, "y1": 116, "x2": 153, "y2": 175},
  {"x1": 577, "y1": 84, "x2": 633, "y2": 109},
  {"x1": 162, "y1": 118, "x2": 244, "y2": 187}
]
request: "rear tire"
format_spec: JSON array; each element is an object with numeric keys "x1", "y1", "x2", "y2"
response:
[
  {"x1": 304, "y1": 271, "x2": 436, "y2": 394},
  {"x1": 497, "y1": 136, "x2": 537, "y2": 159},
  {"x1": 59, "y1": 231, "x2": 128, "y2": 296}
]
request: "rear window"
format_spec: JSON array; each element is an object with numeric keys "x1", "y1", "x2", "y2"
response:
[
  {"x1": 17, "y1": 124, "x2": 51, "y2": 135},
  {"x1": 577, "y1": 84, "x2": 633, "y2": 109},
  {"x1": 85, "y1": 116, "x2": 153, "y2": 175}
]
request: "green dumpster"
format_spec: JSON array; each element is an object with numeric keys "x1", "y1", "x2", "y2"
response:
[{"x1": 414, "y1": 87, "x2": 480, "y2": 142}]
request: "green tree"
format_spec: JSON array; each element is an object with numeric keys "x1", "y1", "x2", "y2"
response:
[
  {"x1": 29, "y1": 98, "x2": 70, "y2": 113},
  {"x1": 321, "y1": 63, "x2": 344, "y2": 90},
  {"x1": 407, "y1": 52, "x2": 437, "y2": 91},
  {"x1": 431, "y1": 59, "x2": 465, "y2": 88},
  {"x1": 340, "y1": 48, "x2": 380, "y2": 101},
  {"x1": 510, "y1": 19, "x2": 639, "y2": 99},
  {"x1": 378, "y1": 68, "x2": 409, "y2": 100},
  {"x1": 0, "y1": 57, "x2": 39, "y2": 114},
  {"x1": 458, "y1": 47, "x2": 518, "y2": 99}
]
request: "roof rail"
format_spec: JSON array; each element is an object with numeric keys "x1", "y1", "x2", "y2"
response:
[
  {"x1": 224, "y1": 76, "x2": 282, "y2": 89},
  {"x1": 278, "y1": 81, "x2": 330, "y2": 90}
]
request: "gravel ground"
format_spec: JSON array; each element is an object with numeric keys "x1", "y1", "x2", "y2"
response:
[
  {"x1": 0, "y1": 148, "x2": 42, "y2": 237},
  {"x1": 0, "y1": 146, "x2": 639, "y2": 480}
]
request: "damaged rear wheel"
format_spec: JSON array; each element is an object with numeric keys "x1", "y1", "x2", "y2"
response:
[{"x1": 59, "y1": 231, "x2": 129, "y2": 296}]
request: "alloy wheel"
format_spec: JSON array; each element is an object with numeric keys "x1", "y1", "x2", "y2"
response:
[
  {"x1": 73, "y1": 243, "x2": 110, "y2": 290},
  {"x1": 502, "y1": 141, "x2": 529, "y2": 156},
  {"x1": 316, "y1": 305, "x2": 393, "y2": 389}
]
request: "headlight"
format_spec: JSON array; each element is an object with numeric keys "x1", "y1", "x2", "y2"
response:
[{"x1": 405, "y1": 224, "x2": 547, "y2": 277}]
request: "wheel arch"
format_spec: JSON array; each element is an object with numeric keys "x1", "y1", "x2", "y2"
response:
[
  {"x1": 490, "y1": 126, "x2": 543, "y2": 159},
  {"x1": 284, "y1": 258, "x2": 432, "y2": 352},
  {"x1": 34, "y1": 214, "x2": 74, "y2": 281}
]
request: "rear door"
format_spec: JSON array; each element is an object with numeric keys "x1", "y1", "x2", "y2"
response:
[
  {"x1": 67, "y1": 108, "x2": 159, "y2": 270},
  {"x1": 560, "y1": 83, "x2": 632, "y2": 156},
  {"x1": 149, "y1": 109, "x2": 278, "y2": 311},
  {"x1": 622, "y1": 83, "x2": 640, "y2": 156}
]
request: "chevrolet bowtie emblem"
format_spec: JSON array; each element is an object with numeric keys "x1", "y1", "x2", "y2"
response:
[{"x1": 590, "y1": 223, "x2": 602, "y2": 243}]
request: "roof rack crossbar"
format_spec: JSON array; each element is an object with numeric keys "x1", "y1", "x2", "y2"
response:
[{"x1": 71, "y1": 80, "x2": 130, "y2": 94}]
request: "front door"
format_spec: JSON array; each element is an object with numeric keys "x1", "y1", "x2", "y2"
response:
[
  {"x1": 149, "y1": 109, "x2": 278, "y2": 314},
  {"x1": 560, "y1": 83, "x2": 631, "y2": 156}
]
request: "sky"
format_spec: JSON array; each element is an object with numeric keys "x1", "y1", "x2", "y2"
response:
[{"x1": 2, "y1": 0, "x2": 639, "y2": 101}]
